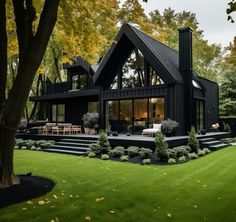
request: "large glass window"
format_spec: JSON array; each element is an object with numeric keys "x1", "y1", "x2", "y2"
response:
[
  {"x1": 122, "y1": 49, "x2": 144, "y2": 88},
  {"x1": 120, "y1": 100, "x2": 132, "y2": 133},
  {"x1": 149, "y1": 98, "x2": 165, "y2": 123},
  {"x1": 106, "y1": 97, "x2": 165, "y2": 134},
  {"x1": 149, "y1": 65, "x2": 164, "y2": 86},
  {"x1": 88, "y1": 102, "x2": 99, "y2": 113},
  {"x1": 106, "y1": 101, "x2": 119, "y2": 131},
  {"x1": 52, "y1": 104, "x2": 65, "y2": 122},
  {"x1": 134, "y1": 99, "x2": 148, "y2": 133},
  {"x1": 196, "y1": 100, "x2": 204, "y2": 131}
]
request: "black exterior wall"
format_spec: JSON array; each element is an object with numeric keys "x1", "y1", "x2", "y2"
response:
[{"x1": 198, "y1": 77, "x2": 219, "y2": 130}]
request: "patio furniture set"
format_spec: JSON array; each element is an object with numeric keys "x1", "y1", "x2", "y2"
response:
[{"x1": 42, "y1": 123, "x2": 81, "y2": 135}]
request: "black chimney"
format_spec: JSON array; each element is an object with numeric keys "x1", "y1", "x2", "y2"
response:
[{"x1": 178, "y1": 27, "x2": 194, "y2": 133}]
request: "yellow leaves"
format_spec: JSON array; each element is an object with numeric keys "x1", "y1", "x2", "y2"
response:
[
  {"x1": 38, "y1": 200, "x2": 45, "y2": 205},
  {"x1": 53, "y1": 194, "x2": 58, "y2": 199},
  {"x1": 27, "y1": 200, "x2": 33, "y2": 205},
  {"x1": 84, "y1": 216, "x2": 92, "y2": 221},
  {"x1": 109, "y1": 210, "x2": 116, "y2": 214},
  {"x1": 95, "y1": 197, "x2": 105, "y2": 202},
  {"x1": 167, "y1": 213, "x2": 172, "y2": 218},
  {"x1": 50, "y1": 217, "x2": 60, "y2": 222}
]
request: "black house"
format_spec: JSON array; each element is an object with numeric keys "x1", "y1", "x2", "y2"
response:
[{"x1": 30, "y1": 23, "x2": 219, "y2": 135}]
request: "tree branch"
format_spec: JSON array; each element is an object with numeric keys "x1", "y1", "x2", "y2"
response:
[
  {"x1": 12, "y1": 0, "x2": 36, "y2": 59},
  {"x1": 0, "y1": 0, "x2": 7, "y2": 110}
]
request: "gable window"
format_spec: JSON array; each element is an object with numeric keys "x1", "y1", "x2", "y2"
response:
[
  {"x1": 122, "y1": 49, "x2": 144, "y2": 88},
  {"x1": 52, "y1": 104, "x2": 65, "y2": 122},
  {"x1": 110, "y1": 75, "x2": 118, "y2": 90},
  {"x1": 149, "y1": 65, "x2": 164, "y2": 86}
]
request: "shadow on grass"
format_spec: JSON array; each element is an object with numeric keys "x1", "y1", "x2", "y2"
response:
[{"x1": 0, "y1": 175, "x2": 55, "y2": 209}]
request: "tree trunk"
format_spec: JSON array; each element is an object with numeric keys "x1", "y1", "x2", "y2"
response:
[
  {"x1": 0, "y1": 126, "x2": 19, "y2": 187},
  {"x1": 0, "y1": 0, "x2": 60, "y2": 187}
]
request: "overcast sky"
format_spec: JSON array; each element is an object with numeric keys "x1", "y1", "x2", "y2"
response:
[{"x1": 139, "y1": 0, "x2": 236, "y2": 47}]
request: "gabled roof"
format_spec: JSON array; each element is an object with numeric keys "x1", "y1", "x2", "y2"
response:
[{"x1": 94, "y1": 23, "x2": 188, "y2": 87}]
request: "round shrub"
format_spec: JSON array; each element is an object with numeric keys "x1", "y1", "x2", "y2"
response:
[
  {"x1": 110, "y1": 146, "x2": 125, "y2": 157},
  {"x1": 21, "y1": 146, "x2": 27, "y2": 150},
  {"x1": 203, "y1": 148, "x2": 211, "y2": 154},
  {"x1": 36, "y1": 147, "x2": 42, "y2": 151},
  {"x1": 14, "y1": 145, "x2": 19, "y2": 149},
  {"x1": 198, "y1": 150, "x2": 206, "y2": 156},
  {"x1": 189, "y1": 152, "x2": 199, "y2": 159},
  {"x1": 127, "y1": 146, "x2": 140, "y2": 157},
  {"x1": 30, "y1": 146, "x2": 37, "y2": 151},
  {"x1": 101, "y1": 154, "x2": 109, "y2": 160},
  {"x1": 139, "y1": 148, "x2": 153, "y2": 159},
  {"x1": 178, "y1": 156, "x2": 186, "y2": 163},
  {"x1": 120, "y1": 155, "x2": 129, "y2": 162},
  {"x1": 88, "y1": 151, "x2": 96, "y2": 158},
  {"x1": 88, "y1": 143, "x2": 101, "y2": 155},
  {"x1": 172, "y1": 146, "x2": 188, "y2": 157},
  {"x1": 142, "y1": 158, "x2": 151, "y2": 165},
  {"x1": 168, "y1": 149, "x2": 176, "y2": 158},
  {"x1": 168, "y1": 158, "x2": 176, "y2": 165}
]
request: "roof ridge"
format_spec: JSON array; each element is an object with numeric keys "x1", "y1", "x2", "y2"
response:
[{"x1": 127, "y1": 23, "x2": 179, "y2": 55}]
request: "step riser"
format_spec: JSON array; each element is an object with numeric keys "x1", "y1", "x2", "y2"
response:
[
  {"x1": 61, "y1": 139, "x2": 96, "y2": 144},
  {"x1": 45, "y1": 146, "x2": 89, "y2": 153},
  {"x1": 44, "y1": 149, "x2": 86, "y2": 156},
  {"x1": 201, "y1": 142, "x2": 222, "y2": 147},
  {"x1": 209, "y1": 144, "x2": 229, "y2": 151},
  {"x1": 199, "y1": 138, "x2": 215, "y2": 142},
  {"x1": 56, "y1": 142, "x2": 90, "y2": 148}
]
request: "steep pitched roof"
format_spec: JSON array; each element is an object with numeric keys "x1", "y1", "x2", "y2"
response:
[{"x1": 94, "y1": 23, "x2": 189, "y2": 87}]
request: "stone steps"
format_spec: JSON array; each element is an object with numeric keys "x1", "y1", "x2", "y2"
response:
[
  {"x1": 43, "y1": 138, "x2": 96, "y2": 155},
  {"x1": 199, "y1": 137, "x2": 229, "y2": 151}
]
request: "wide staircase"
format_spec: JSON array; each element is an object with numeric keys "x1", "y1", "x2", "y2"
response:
[
  {"x1": 199, "y1": 137, "x2": 229, "y2": 151},
  {"x1": 43, "y1": 138, "x2": 97, "y2": 155}
]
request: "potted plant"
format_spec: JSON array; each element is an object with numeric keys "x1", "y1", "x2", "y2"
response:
[
  {"x1": 82, "y1": 112, "x2": 99, "y2": 134},
  {"x1": 161, "y1": 119, "x2": 179, "y2": 137}
]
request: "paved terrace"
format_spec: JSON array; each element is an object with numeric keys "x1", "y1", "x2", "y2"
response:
[{"x1": 18, "y1": 132, "x2": 231, "y2": 148}]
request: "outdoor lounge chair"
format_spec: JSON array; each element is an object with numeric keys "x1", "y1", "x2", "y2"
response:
[{"x1": 142, "y1": 123, "x2": 162, "y2": 137}]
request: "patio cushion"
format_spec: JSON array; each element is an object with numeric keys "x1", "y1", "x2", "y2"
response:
[{"x1": 153, "y1": 124, "x2": 162, "y2": 131}]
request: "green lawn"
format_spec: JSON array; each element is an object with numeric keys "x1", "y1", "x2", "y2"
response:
[{"x1": 1, "y1": 147, "x2": 236, "y2": 222}]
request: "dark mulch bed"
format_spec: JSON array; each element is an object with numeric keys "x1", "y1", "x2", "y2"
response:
[
  {"x1": 0, "y1": 175, "x2": 55, "y2": 209},
  {"x1": 109, "y1": 153, "x2": 169, "y2": 165}
]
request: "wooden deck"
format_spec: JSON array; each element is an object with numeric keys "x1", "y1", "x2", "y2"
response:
[{"x1": 17, "y1": 132, "x2": 231, "y2": 148}]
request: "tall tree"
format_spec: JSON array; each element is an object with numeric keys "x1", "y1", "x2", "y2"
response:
[
  {"x1": 0, "y1": 0, "x2": 60, "y2": 187},
  {"x1": 227, "y1": 0, "x2": 236, "y2": 22},
  {"x1": 149, "y1": 8, "x2": 222, "y2": 81},
  {"x1": 219, "y1": 37, "x2": 236, "y2": 117}
]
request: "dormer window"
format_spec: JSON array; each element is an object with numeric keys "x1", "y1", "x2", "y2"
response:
[
  {"x1": 72, "y1": 75, "x2": 79, "y2": 90},
  {"x1": 71, "y1": 74, "x2": 88, "y2": 90}
]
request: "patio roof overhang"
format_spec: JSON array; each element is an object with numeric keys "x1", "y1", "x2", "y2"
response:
[{"x1": 29, "y1": 89, "x2": 99, "y2": 102}]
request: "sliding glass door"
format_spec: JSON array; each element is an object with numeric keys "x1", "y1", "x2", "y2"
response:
[{"x1": 106, "y1": 97, "x2": 165, "y2": 134}]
